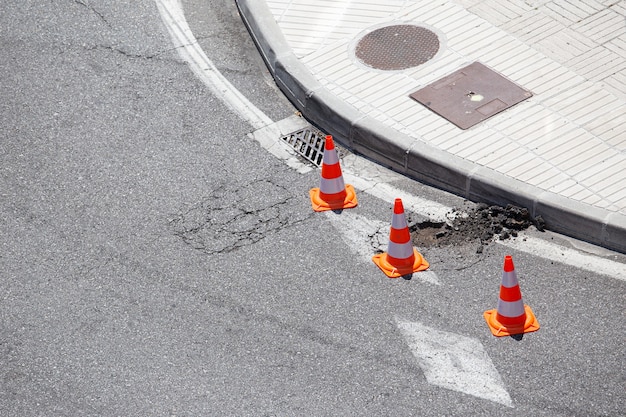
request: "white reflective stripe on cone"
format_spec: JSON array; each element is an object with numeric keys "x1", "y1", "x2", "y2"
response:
[
  {"x1": 501, "y1": 271, "x2": 519, "y2": 288},
  {"x1": 387, "y1": 241, "x2": 414, "y2": 259},
  {"x1": 319, "y1": 176, "x2": 346, "y2": 195},
  {"x1": 322, "y1": 149, "x2": 340, "y2": 165},
  {"x1": 496, "y1": 299, "x2": 525, "y2": 318},
  {"x1": 391, "y1": 214, "x2": 408, "y2": 229}
]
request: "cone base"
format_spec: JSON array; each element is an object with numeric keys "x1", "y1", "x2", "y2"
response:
[
  {"x1": 483, "y1": 304, "x2": 540, "y2": 337},
  {"x1": 310, "y1": 184, "x2": 358, "y2": 212},
  {"x1": 372, "y1": 248, "x2": 429, "y2": 278}
]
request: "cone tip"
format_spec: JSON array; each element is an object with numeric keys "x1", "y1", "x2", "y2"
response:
[
  {"x1": 503, "y1": 255, "x2": 514, "y2": 272},
  {"x1": 325, "y1": 135, "x2": 335, "y2": 150},
  {"x1": 393, "y1": 198, "x2": 404, "y2": 214}
]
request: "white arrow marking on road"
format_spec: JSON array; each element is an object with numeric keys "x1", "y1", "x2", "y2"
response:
[
  {"x1": 396, "y1": 318, "x2": 514, "y2": 407},
  {"x1": 325, "y1": 211, "x2": 440, "y2": 285}
]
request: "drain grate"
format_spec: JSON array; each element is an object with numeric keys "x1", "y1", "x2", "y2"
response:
[{"x1": 280, "y1": 127, "x2": 326, "y2": 167}]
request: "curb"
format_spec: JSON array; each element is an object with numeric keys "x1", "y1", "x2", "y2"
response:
[{"x1": 235, "y1": 0, "x2": 626, "y2": 254}]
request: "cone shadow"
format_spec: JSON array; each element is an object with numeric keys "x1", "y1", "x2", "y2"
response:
[
  {"x1": 510, "y1": 334, "x2": 524, "y2": 341},
  {"x1": 401, "y1": 273, "x2": 414, "y2": 281}
]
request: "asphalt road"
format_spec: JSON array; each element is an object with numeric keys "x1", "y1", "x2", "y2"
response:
[{"x1": 1, "y1": 1, "x2": 624, "y2": 416}]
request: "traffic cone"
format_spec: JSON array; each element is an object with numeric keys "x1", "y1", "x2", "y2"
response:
[
  {"x1": 372, "y1": 198, "x2": 429, "y2": 278},
  {"x1": 309, "y1": 135, "x2": 358, "y2": 212},
  {"x1": 484, "y1": 255, "x2": 540, "y2": 337}
]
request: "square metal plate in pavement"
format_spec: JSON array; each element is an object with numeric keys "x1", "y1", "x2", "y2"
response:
[{"x1": 409, "y1": 62, "x2": 532, "y2": 130}]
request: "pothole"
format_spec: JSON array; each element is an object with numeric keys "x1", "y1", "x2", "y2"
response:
[{"x1": 411, "y1": 203, "x2": 545, "y2": 251}]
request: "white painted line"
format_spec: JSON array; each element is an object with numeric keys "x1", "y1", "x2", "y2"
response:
[
  {"x1": 344, "y1": 172, "x2": 453, "y2": 222},
  {"x1": 325, "y1": 211, "x2": 441, "y2": 285},
  {"x1": 155, "y1": 0, "x2": 273, "y2": 130},
  {"x1": 341, "y1": 154, "x2": 454, "y2": 222},
  {"x1": 324, "y1": 211, "x2": 387, "y2": 261},
  {"x1": 156, "y1": 0, "x2": 313, "y2": 172},
  {"x1": 497, "y1": 234, "x2": 626, "y2": 282},
  {"x1": 396, "y1": 318, "x2": 514, "y2": 408}
]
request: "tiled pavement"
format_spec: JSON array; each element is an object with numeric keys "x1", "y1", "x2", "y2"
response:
[{"x1": 236, "y1": 0, "x2": 626, "y2": 252}]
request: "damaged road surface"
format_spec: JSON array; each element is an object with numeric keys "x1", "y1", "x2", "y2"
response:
[
  {"x1": 411, "y1": 203, "x2": 545, "y2": 250},
  {"x1": 170, "y1": 179, "x2": 311, "y2": 254}
]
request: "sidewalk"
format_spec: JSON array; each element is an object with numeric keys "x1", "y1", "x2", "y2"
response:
[{"x1": 236, "y1": 0, "x2": 626, "y2": 253}]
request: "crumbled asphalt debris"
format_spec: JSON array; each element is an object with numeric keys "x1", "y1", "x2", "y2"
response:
[{"x1": 410, "y1": 203, "x2": 545, "y2": 249}]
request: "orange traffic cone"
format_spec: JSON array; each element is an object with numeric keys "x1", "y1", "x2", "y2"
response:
[
  {"x1": 372, "y1": 198, "x2": 429, "y2": 278},
  {"x1": 484, "y1": 255, "x2": 540, "y2": 337},
  {"x1": 309, "y1": 135, "x2": 358, "y2": 212}
]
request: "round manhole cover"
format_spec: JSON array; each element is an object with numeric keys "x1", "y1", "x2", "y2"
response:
[{"x1": 355, "y1": 24, "x2": 440, "y2": 71}]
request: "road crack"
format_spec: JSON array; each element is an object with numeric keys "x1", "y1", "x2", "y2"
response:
[
  {"x1": 170, "y1": 179, "x2": 312, "y2": 254},
  {"x1": 72, "y1": 0, "x2": 112, "y2": 28}
]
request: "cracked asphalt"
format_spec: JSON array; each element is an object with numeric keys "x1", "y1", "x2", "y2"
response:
[
  {"x1": 1, "y1": 0, "x2": 624, "y2": 416},
  {"x1": 170, "y1": 178, "x2": 313, "y2": 254}
]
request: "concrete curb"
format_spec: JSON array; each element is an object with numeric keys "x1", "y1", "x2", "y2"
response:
[{"x1": 236, "y1": 0, "x2": 626, "y2": 254}]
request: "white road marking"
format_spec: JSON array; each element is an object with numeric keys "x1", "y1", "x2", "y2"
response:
[
  {"x1": 343, "y1": 171, "x2": 453, "y2": 223},
  {"x1": 396, "y1": 318, "x2": 514, "y2": 408},
  {"x1": 497, "y1": 234, "x2": 626, "y2": 281},
  {"x1": 324, "y1": 211, "x2": 387, "y2": 261},
  {"x1": 155, "y1": 0, "x2": 272, "y2": 130},
  {"x1": 325, "y1": 211, "x2": 441, "y2": 285}
]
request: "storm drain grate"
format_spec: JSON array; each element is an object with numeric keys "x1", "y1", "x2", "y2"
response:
[{"x1": 280, "y1": 127, "x2": 326, "y2": 167}]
